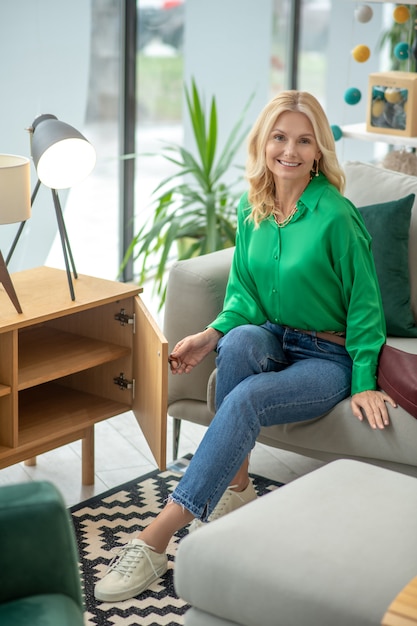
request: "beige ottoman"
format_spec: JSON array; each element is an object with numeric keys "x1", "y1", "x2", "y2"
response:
[{"x1": 174, "y1": 460, "x2": 417, "y2": 626}]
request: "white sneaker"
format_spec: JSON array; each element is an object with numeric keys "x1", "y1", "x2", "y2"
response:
[
  {"x1": 188, "y1": 479, "x2": 257, "y2": 533},
  {"x1": 94, "y1": 538, "x2": 168, "y2": 602}
]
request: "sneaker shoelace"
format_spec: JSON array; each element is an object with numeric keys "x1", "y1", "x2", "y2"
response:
[
  {"x1": 209, "y1": 485, "x2": 245, "y2": 520},
  {"x1": 107, "y1": 542, "x2": 159, "y2": 579},
  {"x1": 189, "y1": 484, "x2": 250, "y2": 531}
]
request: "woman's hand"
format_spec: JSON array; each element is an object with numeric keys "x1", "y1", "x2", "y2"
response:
[
  {"x1": 351, "y1": 390, "x2": 397, "y2": 430},
  {"x1": 169, "y1": 328, "x2": 223, "y2": 375}
]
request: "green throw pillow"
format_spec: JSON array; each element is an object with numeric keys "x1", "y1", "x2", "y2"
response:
[{"x1": 358, "y1": 194, "x2": 417, "y2": 337}]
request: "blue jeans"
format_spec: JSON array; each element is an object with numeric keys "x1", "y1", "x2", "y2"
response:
[{"x1": 171, "y1": 323, "x2": 352, "y2": 521}]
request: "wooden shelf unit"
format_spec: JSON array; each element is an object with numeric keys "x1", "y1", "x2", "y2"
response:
[
  {"x1": 0, "y1": 267, "x2": 168, "y2": 483},
  {"x1": 341, "y1": 123, "x2": 417, "y2": 148}
]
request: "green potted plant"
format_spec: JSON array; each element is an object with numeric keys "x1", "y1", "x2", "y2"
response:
[
  {"x1": 378, "y1": 5, "x2": 417, "y2": 71},
  {"x1": 121, "y1": 78, "x2": 252, "y2": 309}
]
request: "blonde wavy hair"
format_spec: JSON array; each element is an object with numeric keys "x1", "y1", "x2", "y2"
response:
[{"x1": 246, "y1": 90, "x2": 345, "y2": 226}]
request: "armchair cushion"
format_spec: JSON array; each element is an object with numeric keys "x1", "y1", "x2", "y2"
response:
[
  {"x1": 344, "y1": 161, "x2": 417, "y2": 327},
  {"x1": 358, "y1": 193, "x2": 417, "y2": 336}
]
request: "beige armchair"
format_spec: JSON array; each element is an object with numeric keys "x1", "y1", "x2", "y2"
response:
[
  {"x1": 163, "y1": 161, "x2": 417, "y2": 476},
  {"x1": 164, "y1": 246, "x2": 233, "y2": 458}
]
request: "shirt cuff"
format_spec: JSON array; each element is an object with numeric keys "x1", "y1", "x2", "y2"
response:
[{"x1": 351, "y1": 363, "x2": 378, "y2": 395}]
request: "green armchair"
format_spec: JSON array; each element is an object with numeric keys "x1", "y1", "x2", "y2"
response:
[{"x1": 0, "y1": 481, "x2": 84, "y2": 626}]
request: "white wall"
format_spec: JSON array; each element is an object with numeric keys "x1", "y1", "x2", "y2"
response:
[{"x1": 0, "y1": 0, "x2": 91, "y2": 272}]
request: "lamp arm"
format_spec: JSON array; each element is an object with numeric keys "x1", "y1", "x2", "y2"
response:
[{"x1": 51, "y1": 188, "x2": 77, "y2": 301}]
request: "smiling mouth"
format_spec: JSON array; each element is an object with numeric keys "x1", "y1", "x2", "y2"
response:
[{"x1": 278, "y1": 160, "x2": 299, "y2": 167}]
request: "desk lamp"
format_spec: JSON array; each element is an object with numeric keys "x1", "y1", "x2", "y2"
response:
[
  {"x1": 7, "y1": 114, "x2": 96, "y2": 300},
  {"x1": 0, "y1": 154, "x2": 31, "y2": 313}
]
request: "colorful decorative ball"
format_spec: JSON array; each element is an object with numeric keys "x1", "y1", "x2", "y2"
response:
[
  {"x1": 384, "y1": 88, "x2": 402, "y2": 104},
  {"x1": 352, "y1": 44, "x2": 371, "y2": 63},
  {"x1": 354, "y1": 5, "x2": 373, "y2": 24},
  {"x1": 393, "y1": 5, "x2": 410, "y2": 24},
  {"x1": 331, "y1": 125, "x2": 343, "y2": 141},
  {"x1": 372, "y1": 86, "x2": 385, "y2": 100},
  {"x1": 344, "y1": 87, "x2": 362, "y2": 105},
  {"x1": 394, "y1": 42, "x2": 410, "y2": 60},
  {"x1": 371, "y1": 100, "x2": 385, "y2": 118}
]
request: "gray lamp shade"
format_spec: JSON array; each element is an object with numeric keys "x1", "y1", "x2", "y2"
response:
[
  {"x1": 31, "y1": 114, "x2": 96, "y2": 189},
  {"x1": 0, "y1": 154, "x2": 31, "y2": 224}
]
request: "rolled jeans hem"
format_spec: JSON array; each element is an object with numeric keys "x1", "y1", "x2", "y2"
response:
[{"x1": 169, "y1": 489, "x2": 208, "y2": 522}]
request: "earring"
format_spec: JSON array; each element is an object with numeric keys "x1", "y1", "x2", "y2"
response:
[{"x1": 314, "y1": 159, "x2": 320, "y2": 177}]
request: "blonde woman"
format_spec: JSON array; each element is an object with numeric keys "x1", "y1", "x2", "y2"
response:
[{"x1": 95, "y1": 90, "x2": 395, "y2": 603}]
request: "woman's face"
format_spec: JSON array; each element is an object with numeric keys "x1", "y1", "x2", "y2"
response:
[{"x1": 265, "y1": 110, "x2": 321, "y2": 186}]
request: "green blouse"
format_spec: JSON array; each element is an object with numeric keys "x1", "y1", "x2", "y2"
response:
[{"x1": 209, "y1": 173, "x2": 386, "y2": 395}]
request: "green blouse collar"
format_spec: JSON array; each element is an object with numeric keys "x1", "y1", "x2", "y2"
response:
[{"x1": 297, "y1": 172, "x2": 329, "y2": 213}]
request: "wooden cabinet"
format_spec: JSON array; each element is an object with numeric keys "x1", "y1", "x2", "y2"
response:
[{"x1": 0, "y1": 267, "x2": 168, "y2": 484}]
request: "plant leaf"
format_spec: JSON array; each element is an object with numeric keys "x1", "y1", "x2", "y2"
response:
[{"x1": 121, "y1": 79, "x2": 251, "y2": 308}]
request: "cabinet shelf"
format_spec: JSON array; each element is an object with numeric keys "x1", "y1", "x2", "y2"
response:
[
  {"x1": 0, "y1": 384, "x2": 11, "y2": 398},
  {"x1": 18, "y1": 326, "x2": 131, "y2": 390},
  {"x1": 18, "y1": 383, "x2": 131, "y2": 448}
]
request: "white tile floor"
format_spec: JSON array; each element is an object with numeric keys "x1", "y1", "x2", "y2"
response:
[{"x1": 0, "y1": 411, "x2": 324, "y2": 507}]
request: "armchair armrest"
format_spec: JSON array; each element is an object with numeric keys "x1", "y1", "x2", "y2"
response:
[
  {"x1": 0, "y1": 481, "x2": 83, "y2": 610},
  {"x1": 163, "y1": 248, "x2": 234, "y2": 421}
]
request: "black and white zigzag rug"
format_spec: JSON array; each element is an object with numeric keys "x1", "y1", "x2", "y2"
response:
[{"x1": 70, "y1": 460, "x2": 282, "y2": 626}]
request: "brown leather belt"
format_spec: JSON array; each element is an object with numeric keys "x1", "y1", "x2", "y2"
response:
[{"x1": 288, "y1": 327, "x2": 346, "y2": 346}]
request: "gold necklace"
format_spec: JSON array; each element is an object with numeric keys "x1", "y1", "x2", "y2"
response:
[
  {"x1": 274, "y1": 204, "x2": 298, "y2": 227},
  {"x1": 273, "y1": 173, "x2": 313, "y2": 227}
]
